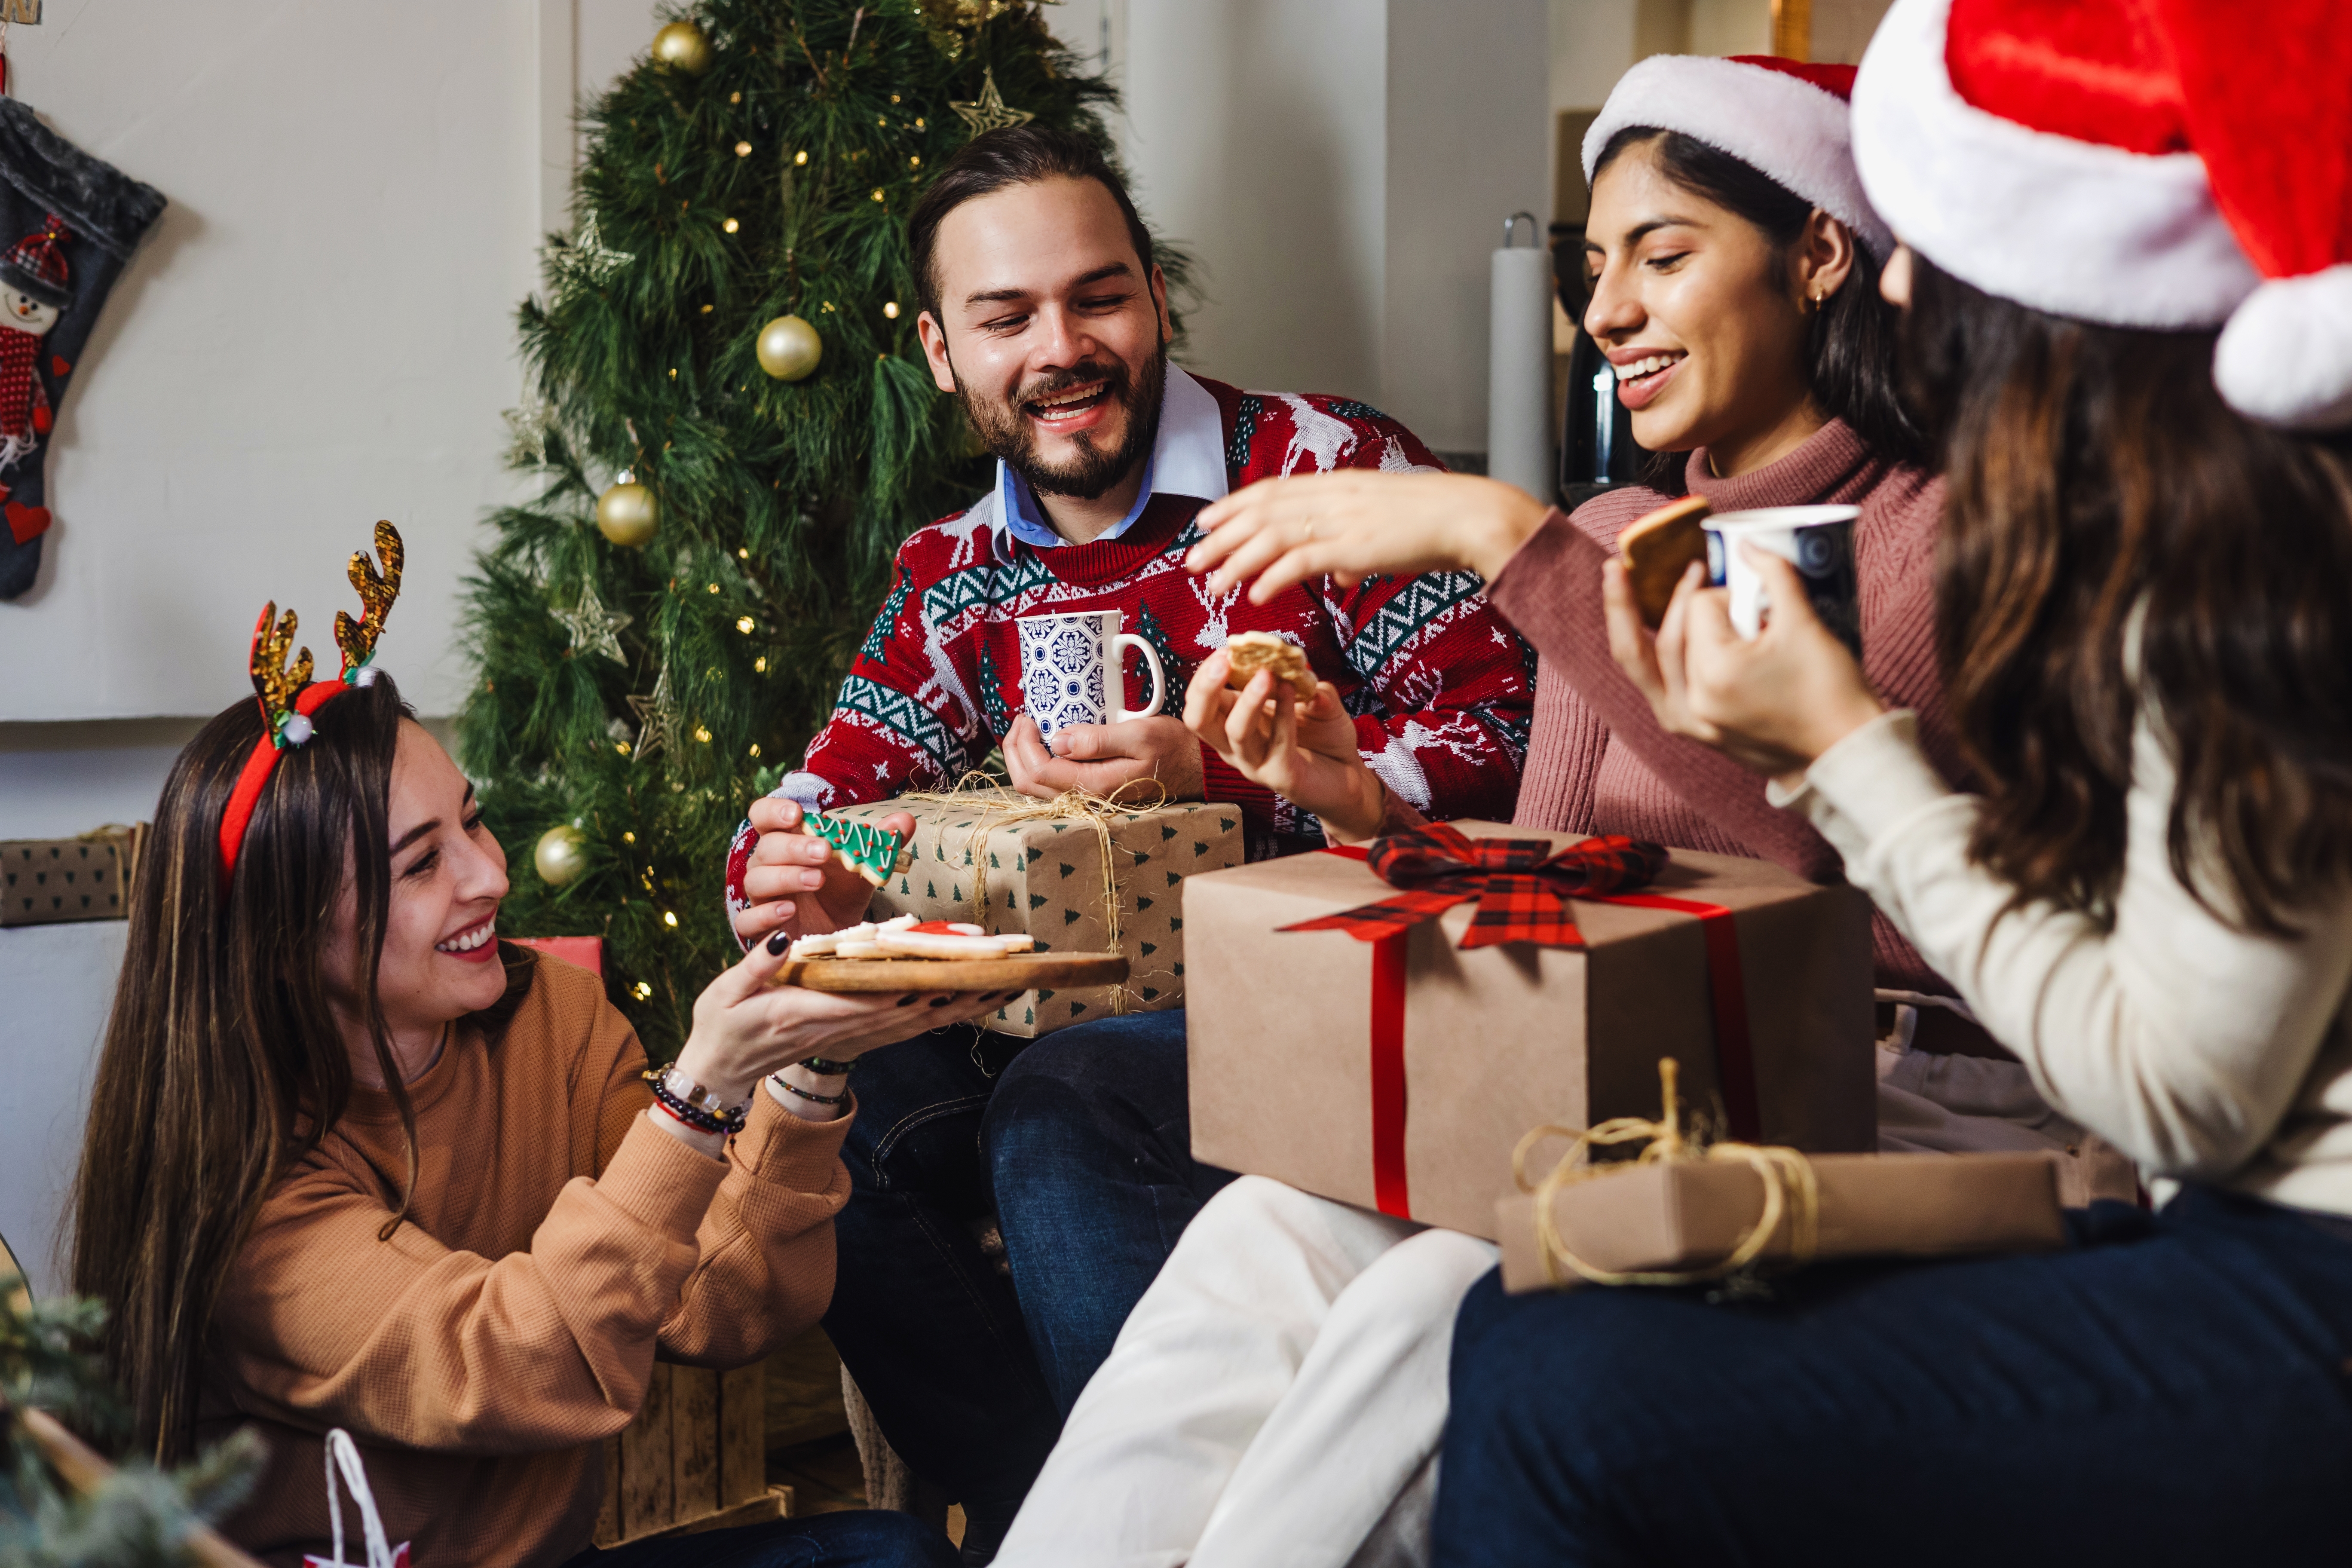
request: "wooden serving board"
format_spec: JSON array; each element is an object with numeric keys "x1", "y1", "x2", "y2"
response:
[{"x1": 770, "y1": 952, "x2": 1129, "y2": 993}]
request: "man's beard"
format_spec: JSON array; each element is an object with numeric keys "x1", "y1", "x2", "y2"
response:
[{"x1": 954, "y1": 336, "x2": 1167, "y2": 502}]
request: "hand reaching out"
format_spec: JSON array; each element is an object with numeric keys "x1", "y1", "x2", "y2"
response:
[{"x1": 1185, "y1": 470, "x2": 1552, "y2": 603}]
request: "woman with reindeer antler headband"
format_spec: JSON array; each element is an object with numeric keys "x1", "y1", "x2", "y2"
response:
[{"x1": 68, "y1": 522, "x2": 981, "y2": 1568}]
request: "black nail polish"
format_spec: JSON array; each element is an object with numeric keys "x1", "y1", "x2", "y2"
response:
[
  {"x1": 897, "y1": 994, "x2": 919, "y2": 1006},
  {"x1": 929, "y1": 995, "x2": 952, "y2": 1007},
  {"x1": 767, "y1": 930, "x2": 791, "y2": 955}
]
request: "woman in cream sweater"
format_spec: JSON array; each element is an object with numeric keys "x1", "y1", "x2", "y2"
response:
[{"x1": 1432, "y1": 0, "x2": 2352, "y2": 1561}]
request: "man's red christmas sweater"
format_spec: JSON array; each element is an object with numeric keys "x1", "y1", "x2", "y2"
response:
[{"x1": 726, "y1": 374, "x2": 1534, "y2": 925}]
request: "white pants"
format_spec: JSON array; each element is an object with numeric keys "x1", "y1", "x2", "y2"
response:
[{"x1": 995, "y1": 1175, "x2": 1500, "y2": 1568}]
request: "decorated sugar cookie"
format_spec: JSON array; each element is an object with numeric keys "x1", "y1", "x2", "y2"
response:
[
  {"x1": 807, "y1": 810, "x2": 910, "y2": 886},
  {"x1": 876, "y1": 921, "x2": 1038, "y2": 960}
]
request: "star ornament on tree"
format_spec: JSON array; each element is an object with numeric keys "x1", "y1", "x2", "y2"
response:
[
  {"x1": 552, "y1": 579, "x2": 631, "y2": 664},
  {"x1": 950, "y1": 67, "x2": 1035, "y2": 136},
  {"x1": 627, "y1": 662, "x2": 681, "y2": 764},
  {"x1": 558, "y1": 211, "x2": 634, "y2": 287}
]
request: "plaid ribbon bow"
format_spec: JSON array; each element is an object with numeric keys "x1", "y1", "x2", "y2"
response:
[{"x1": 1282, "y1": 823, "x2": 1669, "y2": 949}]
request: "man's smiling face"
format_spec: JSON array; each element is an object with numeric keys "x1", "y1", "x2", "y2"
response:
[{"x1": 918, "y1": 175, "x2": 1171, "y2": 502}]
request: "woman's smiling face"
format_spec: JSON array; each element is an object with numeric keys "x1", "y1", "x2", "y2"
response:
[
  {"x1": 322, "y1": 720, "x2": 512, "y2": 1048},
  {"x1": 1582, "y1": 138, "x2": 1819, "y2": 469}
]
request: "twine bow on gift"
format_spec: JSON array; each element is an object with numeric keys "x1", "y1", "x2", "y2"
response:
[
  {"x1": 1282, "y1": 823, "x2": 1668, "y2": 948},
  {"x1": 1513, "y1": 1058, "x2": 1820, "y2": 1289}
]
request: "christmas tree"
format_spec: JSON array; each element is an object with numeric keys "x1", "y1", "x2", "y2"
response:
[
  {"x1": 459, "y1": 1, "x2": 1152, "y2": 1055},
  {"x1": 2, "y1": 1278, "x2": 261, "y2": 1565}
]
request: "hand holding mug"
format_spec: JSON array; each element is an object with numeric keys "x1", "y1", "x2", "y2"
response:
[
  {"x1": 1602, "y1": 549, "x2": 1884, "y2": 788},
  {"x1": 1003, "y1": 711, "x2": 1205, "y2": 802}
]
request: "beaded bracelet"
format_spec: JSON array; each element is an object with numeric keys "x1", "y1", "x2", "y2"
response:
[
  {"x1": 643, "y1": 1067, "x2": 748, "y2": 1136},
  {"x1": 802, "y1": 1056, "x2": 857, "y2": 1077},
  {"x1": 773, "y1": 1072, "x2": 848, "y2": 1108}
]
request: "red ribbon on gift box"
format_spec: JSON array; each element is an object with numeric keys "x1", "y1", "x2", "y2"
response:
[{"x1": 1305, "y1": 828, "x2": 1757, "y2": 1219}]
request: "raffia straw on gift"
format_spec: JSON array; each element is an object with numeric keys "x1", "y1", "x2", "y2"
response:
[
  {"x1": 1510, "y1": 1058, "x2": 1822, "y2": 1289},
  {"x1": 895, "y1": 772, "x2": 1176, "y2": 1017}
]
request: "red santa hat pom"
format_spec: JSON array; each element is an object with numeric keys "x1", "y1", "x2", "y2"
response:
[
  {"x1": 1854, "y1": 0, "x2": 2352, "y2": 429},
  {"x1": 1582, "y1": 53, "x2": 1892, "y2": 259}
]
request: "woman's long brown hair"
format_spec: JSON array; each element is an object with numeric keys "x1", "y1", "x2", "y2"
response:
[
  {"x1": 68, "y1": 675, "x2": 415, "y2": 1464},
  {"x1": 1905, "y1": 260, "x2": 2352, "y2": 931}
]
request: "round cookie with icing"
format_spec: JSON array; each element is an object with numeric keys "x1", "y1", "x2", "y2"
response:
[{"x1": 875, "y1": 921, "x2": 1039, "y2": 960}]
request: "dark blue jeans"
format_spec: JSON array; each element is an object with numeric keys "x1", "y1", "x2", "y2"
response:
[
  {"x1": 561, "y1": 1510, "x2": 956, "y2": 1567},
  {"x1": 1433, "y1": 1185, "x2": 2352, "y2": 1566},
  {"x1": 986, "y1": 1008, "x2": 1235, "y2": 1413},
  {"x1": 822, "y1": 1011, "x2": 1226, "y2": 1529}
]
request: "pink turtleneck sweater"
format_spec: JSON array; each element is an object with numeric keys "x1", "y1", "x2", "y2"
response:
[{"x1": 1486, "y1": 419, "x2": 1965, "y2": 993}]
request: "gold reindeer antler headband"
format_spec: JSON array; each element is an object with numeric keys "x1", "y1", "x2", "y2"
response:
[{"x1": 218, "y1": 522, "x2": 406, "y2": 887}]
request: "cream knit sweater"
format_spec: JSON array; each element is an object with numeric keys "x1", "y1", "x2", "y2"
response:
[{"x1": 1779, "y1": 710, "x2": 2352, "y2": 1216}]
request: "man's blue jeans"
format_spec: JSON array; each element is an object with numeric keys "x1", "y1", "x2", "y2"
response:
[
  {"x1": 821, "y1": 1009, "x2": 1230, "y2": 1531},
  {"x1": 1433, "y1": 1185, "x2": 2352, "y2": 1566},
  {"x1": 562, "y1": 1510, "x2": 956, "y2": 1567}
]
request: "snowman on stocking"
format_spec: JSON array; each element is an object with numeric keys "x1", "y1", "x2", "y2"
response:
[
  {"x1": 0, "y1": 96, "x2": 164, "y2": 600},
  {"x1": 0, "y1": 214, "x2": 66, "y2": 488}
]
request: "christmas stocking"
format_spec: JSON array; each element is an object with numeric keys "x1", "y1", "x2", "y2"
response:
[{"x1": 0, "y1": 97, "x2": 163, "y2": 600}]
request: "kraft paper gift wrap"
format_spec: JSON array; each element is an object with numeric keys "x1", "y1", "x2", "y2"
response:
[
  {"x1": 830, "y1": 789, "x2": 1244, "y2": 1038},
  {"x1": 1, "y1": 827, "x2": 142, "y2": 926},
  {"x1": 1494, "y1": 1151, "x2": 2069, "y2": 1293},
  {"x1": 1184, "y1": 826, "x2": 1878, "y2": 1239}
]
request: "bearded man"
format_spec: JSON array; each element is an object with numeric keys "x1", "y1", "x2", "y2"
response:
[{"x1": 720, "y1": 126, "x2": 1531, "y2": 1562}]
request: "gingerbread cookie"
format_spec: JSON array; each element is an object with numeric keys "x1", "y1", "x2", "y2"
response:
[
  {"x1": 1618, "y1": 495, "x2": 1713, "y2": 628},
  {"x1": 1224, "y1": 631, "x2": 1317, "y2": 702}
]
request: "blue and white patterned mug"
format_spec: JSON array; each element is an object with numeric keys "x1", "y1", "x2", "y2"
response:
[{"x1": 1016, "y1": 609, "x2": 1167, "y2": 748}]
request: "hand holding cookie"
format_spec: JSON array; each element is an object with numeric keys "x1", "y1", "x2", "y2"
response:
[
  {"x1": 1187, "y1": 470, "x2": 1553, "y2": 603},
  {"x1": 1183, "y1": 646, "x2": 1391, "y2": 844},
  {"x1": 732, "y1": 796, "x2": 918, "y2": 945}
]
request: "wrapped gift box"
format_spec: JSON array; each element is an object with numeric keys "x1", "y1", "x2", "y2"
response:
[
  {"x1": 1495, "y1": 1151, "x2": 2068, "y2": 1292},
  {"x1": 1185, "y1": 826, "x2": 1877, "y2": 1239},
  {"x1": 1, "y1": 828, "x2": 143, "y2": 927},
  {"x1": 830, "y1": 789, "x2": 1244, "y2": 1038}
]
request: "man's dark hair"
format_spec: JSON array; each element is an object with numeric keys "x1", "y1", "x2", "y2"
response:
[{"x1": 910, "y1": 125, "x2": 1155, "y2": 322}]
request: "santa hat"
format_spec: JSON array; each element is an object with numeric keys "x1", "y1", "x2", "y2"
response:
[
  {"x1": 1853, "y1": 0, "x2": 2352, "y2": 429},
  {"x1": 0, "y1": 213, "x2": 70, "y2": 310},
  {"x1": 1582, "y1": 54, "x2": 1893, "y2": 259}
]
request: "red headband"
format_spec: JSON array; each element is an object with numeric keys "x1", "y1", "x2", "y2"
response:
[{"x1": 216, "y1": 523, "x2": 405, "y2": 891}]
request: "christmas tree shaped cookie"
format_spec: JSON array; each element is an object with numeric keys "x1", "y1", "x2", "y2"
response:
[{"x1": 809, "y1": 811, "x2": 908, "y2": 887}]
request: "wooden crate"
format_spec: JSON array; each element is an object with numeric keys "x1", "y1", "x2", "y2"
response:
[{"x1": 595, "y1": 1360, "x2": 789, "y2": 1546}]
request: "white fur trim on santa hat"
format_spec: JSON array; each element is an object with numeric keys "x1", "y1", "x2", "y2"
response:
[
  {"x1": 1582, "y1": 54, "x2": 1893, "y2": 259},
  {"x1": 2214, "y1": 266, "x2": 2352, "y2": 430},
  {"x1": 1852, "y1": 0, "x2": 2259, "y2": 330}
]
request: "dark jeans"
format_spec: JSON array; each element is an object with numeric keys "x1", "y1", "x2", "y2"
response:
[
  {"x1": 560, "y1": 1510, "x2": 956, "y2": 1568},
  {"x1": 1433, "y1": 1185, "x2": 2352, "y2": 1567},
  {"x1": 822, "y1": 1009, "x2": 1228, "y2": 1529}
]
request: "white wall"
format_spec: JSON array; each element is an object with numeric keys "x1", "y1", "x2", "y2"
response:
[
  {"x1": 1112, "y1": 0, "x2": 1548, "y2": 454},
  {"x1": 0, "y1": 0, "x2": 543, "y2": 726}
]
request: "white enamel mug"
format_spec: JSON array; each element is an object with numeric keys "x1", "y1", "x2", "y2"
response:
[
  {"x1": 1702, "y1": 505, "x2": 1863, "y2": 658},
  {"x1": 1016, "y1": 608, "x2": 1167, "y2": 747}
]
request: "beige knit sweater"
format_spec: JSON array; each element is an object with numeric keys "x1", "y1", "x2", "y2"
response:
[{"x1": 203, "y1": 952, "x2": 852, "y2": 1567}]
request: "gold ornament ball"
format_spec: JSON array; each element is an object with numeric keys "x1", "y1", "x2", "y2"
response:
[
  {"x1": 596, "y1": 480, "x2": 659, "y2": 547},
  {"x1": 651, "y1": 19, "x2": 714, "y2": 74},
  {"x1": 756, "y1": 314, "x2": 824, "y2": 382},
  {"x1": 534, "y1": 825, "x2": 590, "y2": 887}
]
